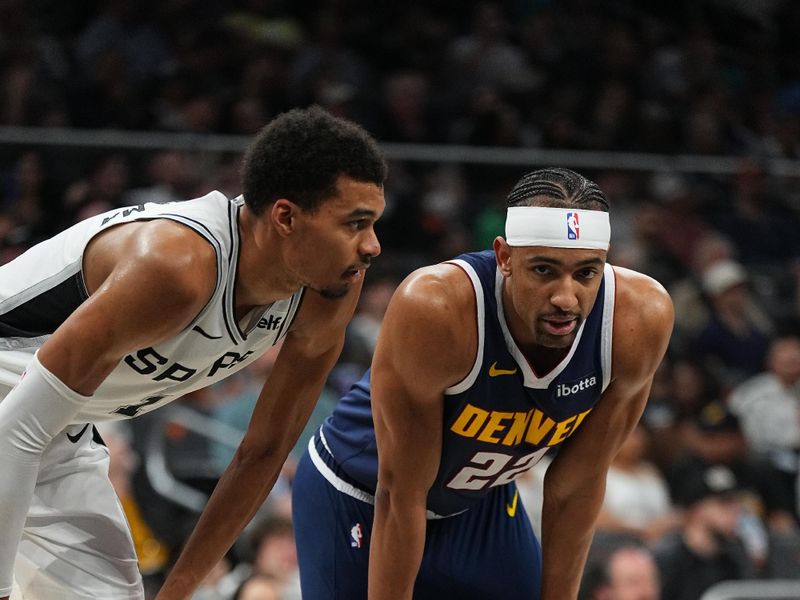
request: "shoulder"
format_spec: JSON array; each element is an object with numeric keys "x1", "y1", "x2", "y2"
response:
[
  {"x1": 610, "y1": 265, "x2": 674, "y2": 379},
  {"x1": 611, "y1": 265, "x2": 674, "y2": 331},
  {"x1": 85, "y1": 219, "x2": 218, "y2": 309},
  {"x1": 392, "y1": 262, "x2": 476, "y2": 316},
  {"x1": 375, "y1": 262, "x2": 477, "y2": 383},
  {"x1": 384, "y1": 262, "x2": 478, "y2": 351}
]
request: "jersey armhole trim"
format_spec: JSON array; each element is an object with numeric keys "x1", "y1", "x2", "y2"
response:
[
  {"x1": 601, "y1": 263, "x2": 616, "y2": 392},
  {"x1": 444, "y1": 259, "x2": 484, "y2": 396}
]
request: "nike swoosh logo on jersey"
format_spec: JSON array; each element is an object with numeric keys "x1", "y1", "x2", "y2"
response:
[
  {"x1": 506, "y1": 489, "x2": 519, "y2": 517},
  {"x1": 489, "y1": 362, "x2": 518, "y2": 377},
  {"x1": 192, "y1": 325, "x2": 223, "y2": 339},
  {"x1": 66, "y1": 423, "x2": 90, "y2": 444}
]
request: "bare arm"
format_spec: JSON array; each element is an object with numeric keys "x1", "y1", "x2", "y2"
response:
[
  {"x1": 368, "y1": 265, "x2": 475, "y2": 600},
  {"x1": 38, "y1": 221, "x2": 217, "y2": 390},
  {"x1": 539, "y1": 267, "x2": 674, "y2": 600},
  {"x1": 157, "y1": 284, "x2": 362, "y2": 599}
]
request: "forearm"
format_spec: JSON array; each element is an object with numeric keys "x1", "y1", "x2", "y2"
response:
[
  {"x1": 540, "y1": 477, "x2": 606, "y2": 600},
  {"x1": 158, "y1": 339, "x2": 341, "y2": 598},
  {"x1": 156, "y1": 446, "x2": 286, "y2": 599},
  {"x1": 368, "y1": 487, "x2": 428, "y2": 600}
]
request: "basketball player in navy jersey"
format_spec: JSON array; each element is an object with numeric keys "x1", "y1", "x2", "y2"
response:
[
  {"x1": 0, "y1": 106, "x2": 386, "y2": 600},
  {"x1": 292, "y1": 168, "x2": 674, "y2": 600}
]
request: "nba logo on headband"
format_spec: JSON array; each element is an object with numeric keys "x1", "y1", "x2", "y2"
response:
[{"x1": 566, "y1": 212, "x2": 579, "y2": 240}]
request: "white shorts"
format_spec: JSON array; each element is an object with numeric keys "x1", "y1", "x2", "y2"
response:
[{"x1": 11, "y1": 423, "x2": 144, "y2": 600}]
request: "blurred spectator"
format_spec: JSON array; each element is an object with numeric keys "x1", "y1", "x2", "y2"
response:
[
  {"x1": 691, "y1": 259, "x2": 773, "y2": 389},
  {"x1": 375, "y1": 70, "x2": 445, "y2": 143},
  {"x1": 680, "y1": 399, "x2": 747, "y2": 466},
  {"x1": 0, "y1": 151, "x2": 57, "y2": 247},
  {"x1": 445, "y1": 2, "x2": 540, "y2": 99},
  {"x1": 621, "y1": 201, "x2": 684, "y2": 291},
  {"x1": 125, "y1": 150, "x2": 195, "y2": 206},
  {"x1": 668, "y1": 395, "x2": 799, "y2": 569},
  {"x1": 62, "y1": 154, "x2": 131, "y2": 223},
  {"x1": 231, "y1": 573, "x2": 281, "y2": 600},
  {"x1": 668, "y1": 234, "x2": 739, "y2": 350},
  {"x1": 596, "y1": 424, "x2": 682, "y2": 544},
  {"x1": 249, "y1": 515, "x2": 299, "y2": 597},
  {"x1": 191, "y1": 557, "x2": 235, "y2": 600},
  {"x1": 287, "y1": 8, "x2": 369, "y2": 117},
  {"x1": 580, "y1": 544, "x2": 661, "y2": 600},
  {"x1": 644, "y1": 358, "x2": 726, "y2": 471},
  {"x1": 340, "y1": 271, "x2": 402, "y2": 378},
  {"x1": 654, "y1": 462, "x2": 760, "y2": 600},
  {"x1": 714, "y1": 161, "x2": 800, "y2": 265},
  {"x1": 728, "y1": 335, "x2": 800, "y2": 528}
]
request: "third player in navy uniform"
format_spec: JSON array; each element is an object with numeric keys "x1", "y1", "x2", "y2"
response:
[
  {"x1": 0, "y1": 106, "x2": 386, "y2": 600},
  {"x1": 292, "y1": 168, "x2": 673, "y2": 599}
]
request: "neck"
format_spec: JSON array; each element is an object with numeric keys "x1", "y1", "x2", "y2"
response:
[
  {"x1": 523, "y1": 344, "x2": 570, "y2": 375},
  {"x1": 235, "y1": 206, "x2": 302, "y2": 315}
]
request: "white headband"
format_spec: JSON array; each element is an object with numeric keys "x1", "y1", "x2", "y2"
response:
[{"x1": 505, "y1": 206, "x2": 610, "y2": 250}]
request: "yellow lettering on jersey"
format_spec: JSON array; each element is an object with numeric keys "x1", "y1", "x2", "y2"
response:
[
  {"x1": 477, "y1": 411, "x2": 514, "y2": 443},
  {"x1": 524, "y1": 409, "x2": 556, "y2": 445},
  {"x1": 501, "y1": 411, "x2": 532, "y2": 446},
  {"x1": 549, "y1": 414, "x2": 578, "y2": 445},
  {"x1": 450, "y1": 404, "x2": 593, "y2": 447},
  {"x1": 572, "y1": 407, "x2": 591, "y2": 430},
  {"x1": 450, "y1": 404, "x2": 489, "y2": 437},
  {"x1": 547, "y1": 408, "x2": 592, "y2": 446}
]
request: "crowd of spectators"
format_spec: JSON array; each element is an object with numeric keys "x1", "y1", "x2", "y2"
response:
[{"x1": 2, "y1": 1, "x2": 800, "y2": 599}]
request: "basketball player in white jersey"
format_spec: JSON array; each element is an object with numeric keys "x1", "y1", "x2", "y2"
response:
[{"x1": 0, "y1": 106, "x2": 387, "y2": 600}]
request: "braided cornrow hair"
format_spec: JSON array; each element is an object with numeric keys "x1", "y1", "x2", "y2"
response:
[{"x1": 505, "y1": 167, "x2": 609, "y2": 212}]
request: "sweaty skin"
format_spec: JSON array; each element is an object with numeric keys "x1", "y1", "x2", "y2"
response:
[{"x1": 367, "y1": 239, "x2": 673, "y2": 600}]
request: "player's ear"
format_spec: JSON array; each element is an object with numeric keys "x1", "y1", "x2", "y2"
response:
[
  {"x1": 271, "y1": 199, "x2": 299, "y2": 236},
  {"x1": 494, "y1": 236, "x2": 513, "y2": 276}
]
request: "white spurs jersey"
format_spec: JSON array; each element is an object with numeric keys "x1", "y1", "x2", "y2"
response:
[{"x1": 0, "y1": 191, "x2": 305, "y2": 422}]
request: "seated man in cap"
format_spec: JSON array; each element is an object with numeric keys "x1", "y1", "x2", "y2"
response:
[{"x1": 654, "y1": 461, "x2": 759, "y2": 600}]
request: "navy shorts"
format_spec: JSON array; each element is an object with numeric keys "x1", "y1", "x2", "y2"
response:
[{"x1": 292, "y1": 442, "x2": 542, "y2": 600}]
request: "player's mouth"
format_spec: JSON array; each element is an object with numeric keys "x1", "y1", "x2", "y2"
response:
[
  {"x1": 342, "y1": 264, "x2": 369, "y2": 283},
  {"x1": 541, "y1": 317, "x2": 578, "y2": 336}
]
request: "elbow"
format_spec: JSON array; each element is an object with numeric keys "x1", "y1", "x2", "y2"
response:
[
  {"x1": 543, "y1": 469, "x2": 606, "y2": 511},
  {"x1": 374, "y1": 468, "x2": 430, "y2": 516}
]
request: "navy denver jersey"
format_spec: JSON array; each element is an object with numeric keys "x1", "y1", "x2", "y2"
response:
[{"x1": 319, "y1": 250, "x2": 615, "y2": 516}]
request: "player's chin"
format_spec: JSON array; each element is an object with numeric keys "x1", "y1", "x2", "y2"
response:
[
  {"x1": 536, "y1": 330, "x2": 577, "y2": 349},
  {"x1": 318, "y1": 282, "x2": 351, "y2": 299}
]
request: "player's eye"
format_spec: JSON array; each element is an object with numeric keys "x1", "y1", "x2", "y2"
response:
[{"x1": 347, "y1": 219, "x2": 368, "y2": 230}]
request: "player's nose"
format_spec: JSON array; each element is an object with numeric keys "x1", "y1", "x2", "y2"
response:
[
  {"x1": 549, "y1": 277, "x2": 579, "y2": 311},
  {"x1": 359, "y1": 227, "x2": 381, "y2": 258}
]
